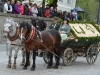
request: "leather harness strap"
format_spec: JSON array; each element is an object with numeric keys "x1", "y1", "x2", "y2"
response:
[
  {"x1": 8, "y1": 27, "x2": 19, "y2": 41},
  {"x1": 25, "y1": 28, "x2": 36, "y2": 44}
]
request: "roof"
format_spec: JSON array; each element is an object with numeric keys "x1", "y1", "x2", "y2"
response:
[{"x1": 71, "y1": 6, "x2": 84, "y2": 12}]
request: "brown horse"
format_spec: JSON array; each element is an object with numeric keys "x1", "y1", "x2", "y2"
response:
[{"x1": 19, "y1": 22, "x2": 61, "y2": 71}]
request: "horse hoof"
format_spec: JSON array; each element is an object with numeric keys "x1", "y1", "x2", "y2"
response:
[
  {"x1": 6, "y1": 65, "x2": 11, "y2": 68},
  {"x1": 12, "y1": 65, "x2": 16, "y2": 69},
  {"x1": 23, "y1": 66, "x2": 27, "y2": 70},
  {"x1": 47, "y1": 66, "x2": 52, "y2": 69},
  {"x1": 20, "y1": 63, "x2": 24, "y2": 66},
  {"x1": 53, "y1": 66, "x2": 58, "y2": 69},
  {"x1": 30, "y1": 67, "x2": 35, "y2": 71}
]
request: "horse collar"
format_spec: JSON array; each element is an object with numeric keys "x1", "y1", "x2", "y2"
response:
[{"x1": 25, "y1": 28, "x2": 36, "y2": 44}]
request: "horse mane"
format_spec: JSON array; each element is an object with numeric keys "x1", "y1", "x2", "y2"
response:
[{"x1": 31, "y1": 18, "x2": 37, "y2": 27}]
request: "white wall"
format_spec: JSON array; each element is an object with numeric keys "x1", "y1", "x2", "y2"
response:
[
  {"x1": 29, "y1": 0, "x2": 76, "y2": 12},
  {"x1": 57, "y1": 0, "x2": 76, "y2": 12}
]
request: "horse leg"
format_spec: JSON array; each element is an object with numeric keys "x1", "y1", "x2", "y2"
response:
[
  {"x1": 23, "y1": 50, "x2": 30, "y2": 69},
  {"x1": 30, "y1": 49, "x2": 36, "y2": 71},
  {"x1": 54, "y1": 48, "x2": 60, "y2": 69},
  {"x1": 7, "y1": 49, "x2": 12, "y2": 68},
  {"x1": 12, "y1": 48, "x2": 19, "y2": 69},
  {"x1": 20, "y1": 48, "x2": 25, "y2": 66},
  {"x1": 47, "y1": 52, "x2": 53, "y2": 69}
]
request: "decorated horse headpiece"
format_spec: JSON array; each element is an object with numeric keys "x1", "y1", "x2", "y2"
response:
[
  {"x1": 20, "y1": 22, "x2": 36, "y2": 43},
  {"x1": 3, "y1": 18, "x2": 20, "y2": 41}
]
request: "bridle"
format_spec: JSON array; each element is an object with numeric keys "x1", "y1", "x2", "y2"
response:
[
  {"x1": 3, "y1": 21, "x2": 20, "y2": 41},
  {"x1": 20, "y1": 25, "x2": 36, "y2": 44}
]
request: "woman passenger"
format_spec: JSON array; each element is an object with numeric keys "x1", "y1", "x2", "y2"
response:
[{"x1": 59, "y1": 18, "x2": 70, "y2": 42}]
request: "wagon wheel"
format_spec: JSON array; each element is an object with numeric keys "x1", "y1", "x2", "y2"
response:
[
  {"x1": 72, "y1": 53, "x2": 77, "y2": 62},
  {"x1": 86, "y1": 44, "x2": 99, "y2": 65},
  {"x1": 43, "y1": 52, "x2": 50, "y2": 64},
  {"x1": 63, "y1": 48, "x2": 73, "y2": 66}
]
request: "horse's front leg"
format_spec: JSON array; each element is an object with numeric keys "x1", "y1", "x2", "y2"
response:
[
  {"x1": 7, "y1": 48, "x2": 12, "y2": 68},
  {"x1": 23, "y1": 50, "x2": 30, "y2": 70},
  {"x1": 12, "y1": 48, "x2": 19, "y2": 69},
  {"x1": 20, "y1": 48, "x2": 25, "y2": 66},
  {"x1": 30, "y1": 49, "x2": 36, "y2": 71}
]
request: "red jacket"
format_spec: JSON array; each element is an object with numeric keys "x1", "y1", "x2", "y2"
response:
[{"x1": 21, "y1": 5, "x2": 24, "y2": 15}]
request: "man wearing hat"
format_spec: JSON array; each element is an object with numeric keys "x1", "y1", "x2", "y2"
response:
[{"x1": 49, "y1": 17, "x2": 60, "y2": 31}]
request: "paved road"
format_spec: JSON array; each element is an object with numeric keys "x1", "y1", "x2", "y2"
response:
[{"x1": 0, "y1": 44, "x2": 100, "y2": 75}]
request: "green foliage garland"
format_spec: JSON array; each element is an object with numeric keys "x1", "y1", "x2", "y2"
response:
[{"x1": 70, "y1": 21, "x2": 100, "y2": 40}]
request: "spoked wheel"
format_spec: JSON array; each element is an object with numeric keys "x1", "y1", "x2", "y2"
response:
[
  {"x1": 63, "y1": 48, "x2": 73, "y2": 66},
  {"x1": 43, "y1": 51, "x2": 50, "y2": 64},
  {"x1": 86, "y1": 44, "x2": 99, "y2": 64},
  {"x1": 72, "y1": 53, "x2": 77, "y2": 62}
]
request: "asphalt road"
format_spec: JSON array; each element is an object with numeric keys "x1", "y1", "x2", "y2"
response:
[{"x1": 0, "y1": 44, "x2": 100, "y2": 75}]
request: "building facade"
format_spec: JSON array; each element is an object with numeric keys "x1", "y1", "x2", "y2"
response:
[
  {"x1": 32, "y1": 0, "x2": 76, "y2": 12},
  {"x1": 58, "y1": 0, "x2": 76, "y2": 12}
]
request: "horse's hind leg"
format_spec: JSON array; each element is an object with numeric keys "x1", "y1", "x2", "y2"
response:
[
  {"x1": 7, "y1": 49, "x2": 12, "y2": 68},
  {"x1": 12, "y1": 49, "x2": 19, "y2": 69},
  {"x1": 30, "y1": 49, "x2": 36, "y2": 71},
  {"x1": 20, "y1": 48, "x2": 25, "y2": 66},
  {"x1": 54, "y1": 48, "x2": 60, "y2": 69},
  {"x1": 23, "y1": 50, "x2": 30, "y2": 70},
  {"x1": 47, "y1": 52, "x2": 53, "y2": 69}
]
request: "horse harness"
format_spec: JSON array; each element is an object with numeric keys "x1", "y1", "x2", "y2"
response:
[
  {"x1": 24, "y1": 28, "x2": 61, "y2": 58},
  {"x1": 24, "y1": 27, "x2": 43, "y2": 44}
]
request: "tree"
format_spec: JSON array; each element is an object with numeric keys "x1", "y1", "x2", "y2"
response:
[
  {"x1": 76, "y1": 0, "x2": 98, "y2": 21},
  {"x1": 42, "y1": 0, "x2": 58, "y2": 7}
]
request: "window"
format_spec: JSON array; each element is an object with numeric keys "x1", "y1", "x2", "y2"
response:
[
  {"x1": 59, "y1": 0, "x2": 63, "y2": 2},
  {"x1": 67, "y1": 0, "x2": 71, "y2": 4}
]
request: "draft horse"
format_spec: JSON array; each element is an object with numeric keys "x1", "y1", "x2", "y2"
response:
[
  {"x1": 31, "y1": 18, "x2": 47, "y2": 56},
  {"x1": 3, "y1": 18, "x2": 26, "y2": 69},
  {"x1": 19, "y1": 22, "x2": 61, "y2": 71}
]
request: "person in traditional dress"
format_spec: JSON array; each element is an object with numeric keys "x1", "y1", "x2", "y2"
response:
[
  {"x1": 59, "y1": 18, "x2": 70, "y2": 42},
  {"x1": 49, "y1": 17, "x2": 60, "y2": 31}
]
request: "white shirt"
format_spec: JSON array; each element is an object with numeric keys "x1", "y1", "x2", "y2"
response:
[
  {"x1": 31, "y1": 7, "x2": 38, "y2": 17},
  {"x1": 3, "y1": 3, "x2": 12, "y2": 13}
]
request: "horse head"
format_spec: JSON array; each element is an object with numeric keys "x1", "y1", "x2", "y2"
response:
[
  {"x1": 19, "y1": 22, "x2": 35, "y2": 43},
  {"x1": 36, "y1": 19, "x2": 47, "y2": 31},
  {"x1": 3, "y1": 18, "x2": 19, "y2": 40}
]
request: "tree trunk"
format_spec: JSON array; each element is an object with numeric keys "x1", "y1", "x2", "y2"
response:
[{"x1": 49, "y1": 0, "x2": 58, "y2": 8}]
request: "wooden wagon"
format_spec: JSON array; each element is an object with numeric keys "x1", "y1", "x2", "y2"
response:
[{"x1": 43, "y1": 22, "x2": 100, "y2": 66}]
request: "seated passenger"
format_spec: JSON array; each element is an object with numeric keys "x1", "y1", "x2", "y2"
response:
[
  {"x1": 59, "y1": 18, "x2": 70, "y2": 42},
  {"x1": 49, "y1": 17, "x2": 60, "y2": 31}
]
